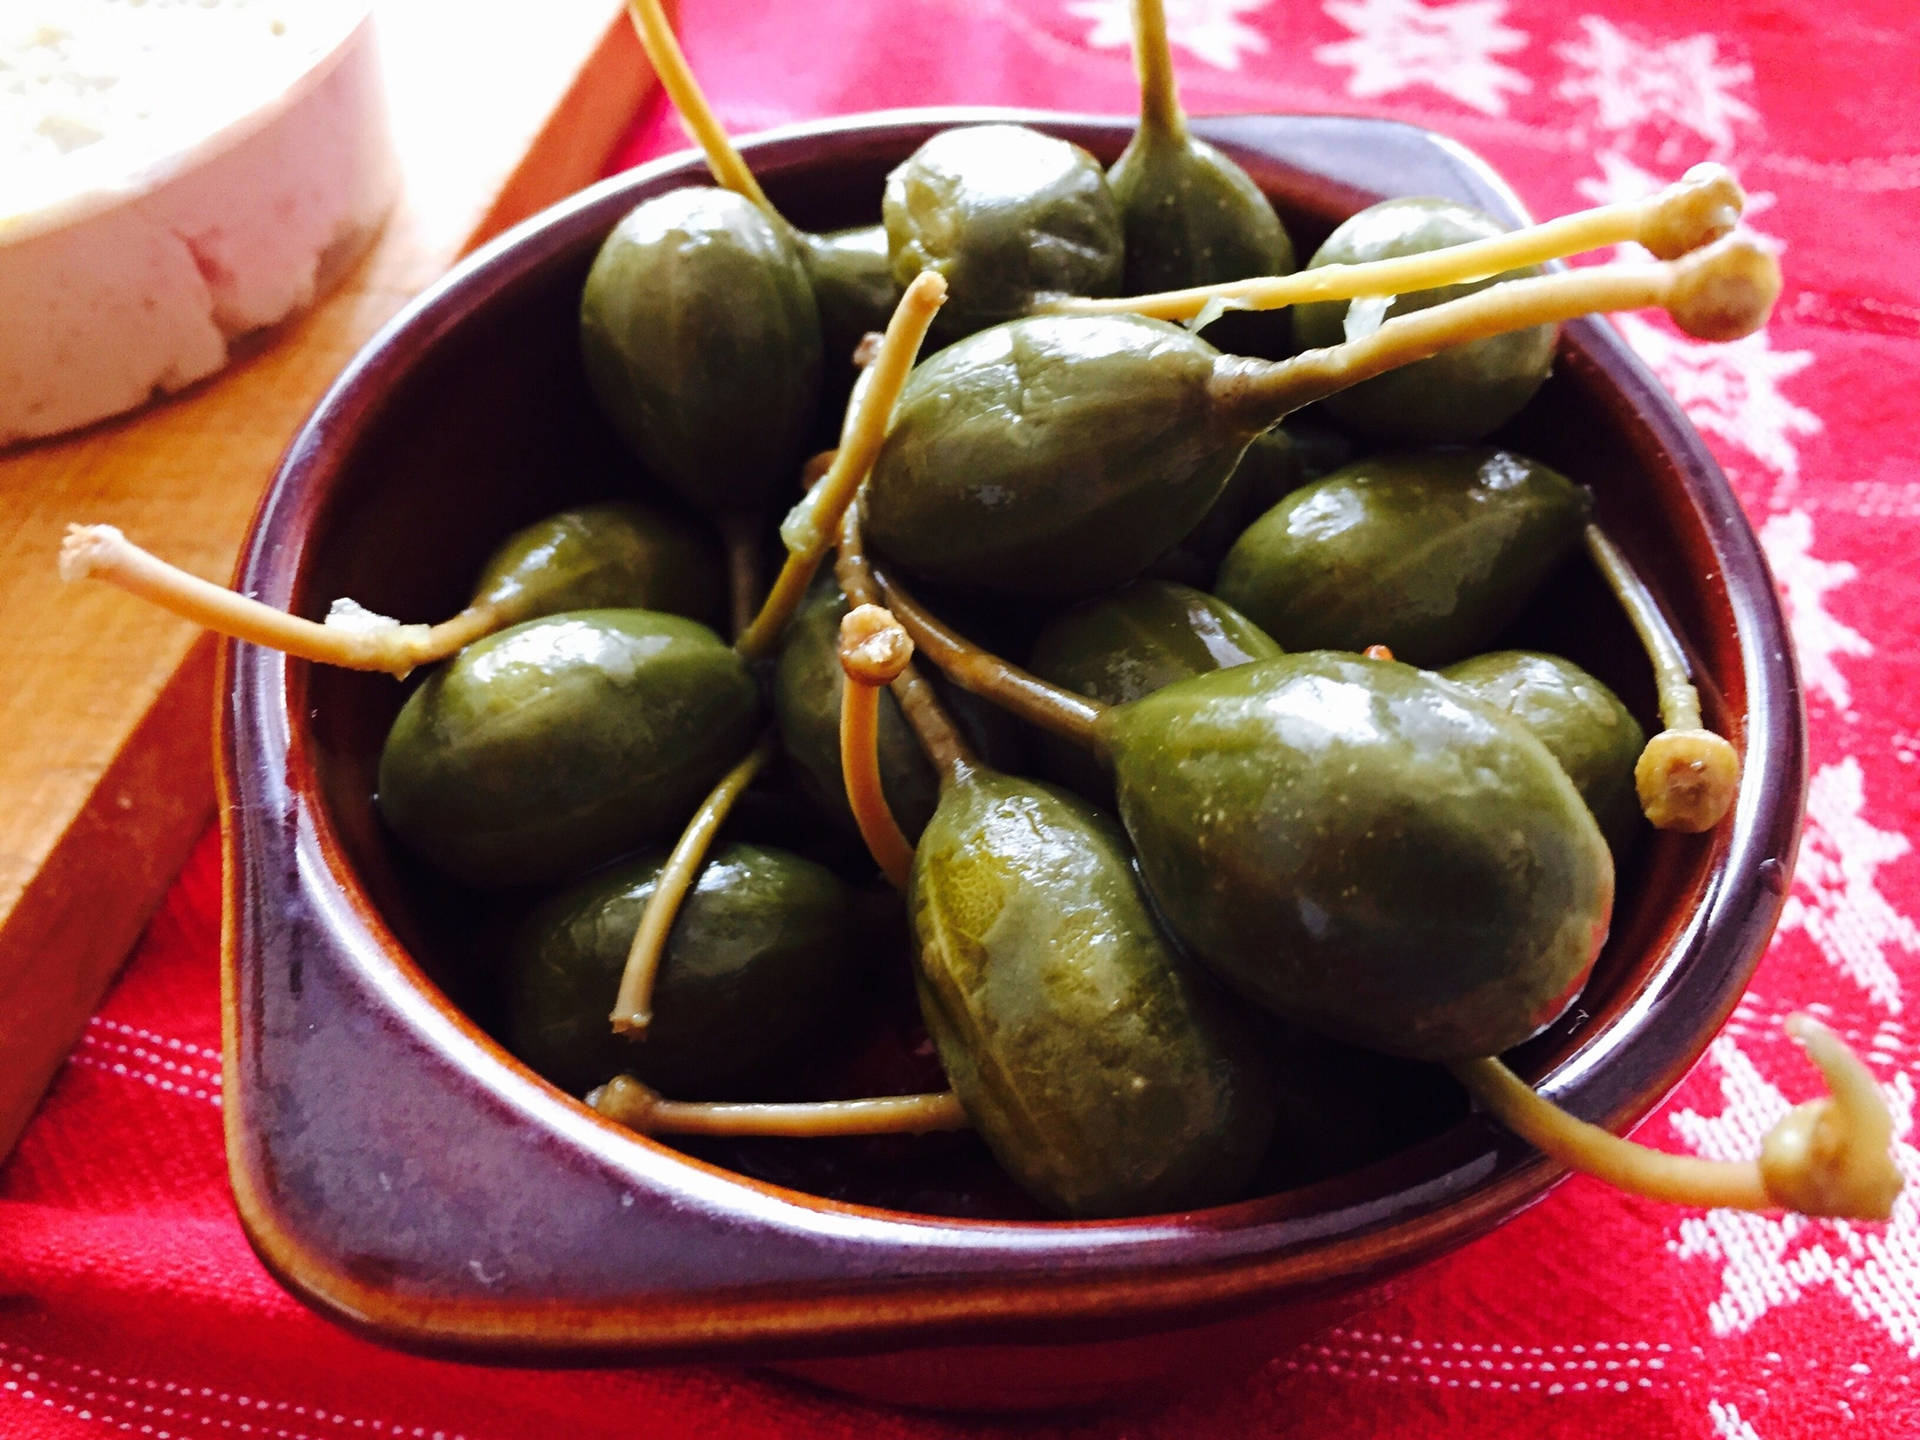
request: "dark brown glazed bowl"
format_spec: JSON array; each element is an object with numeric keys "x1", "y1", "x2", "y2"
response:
[{"x1": 218, "y1": 109, "x2": 1805, "y2": 1411}]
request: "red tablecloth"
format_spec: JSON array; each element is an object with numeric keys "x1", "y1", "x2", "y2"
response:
[{"x1": 7, "y1": 0, "x2": 1920, "y2": 1435}]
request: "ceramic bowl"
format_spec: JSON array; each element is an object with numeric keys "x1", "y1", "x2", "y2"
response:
[{"x1": 218, "y1": 108, "x2": 1804, "y2": 1412}]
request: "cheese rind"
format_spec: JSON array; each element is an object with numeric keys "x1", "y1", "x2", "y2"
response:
[{"x1": 0, "y1": 10, "x2": 397, "y2": 447}]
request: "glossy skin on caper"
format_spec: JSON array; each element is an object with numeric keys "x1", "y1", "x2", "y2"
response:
[
  {"x1": 1103, "y1": 652, "x2": 1614, "y2": 1061},
  {"x1": 504, "y1": 844, "x2": 855, "y2": 1097},
  {"x1": 1149, "y1": 427, "x2": 1296, "y2": 587},
  {"x1": 1214, "y1": 448, "x2": 1591, "y2": 668},
  {"x1": 1112, "y1": 131, "x2": 1294, "y2": 297},
  {"x1": 470, "y1": 501, "x2": 726, "y2": 631},
  {"x1": 376, "y1": 610, "x2": 760, "y2": 889},
  {"x1": 1030, "y1": 580, "x2": 1282, "y2": 708},
  {"x1": 1441, "y1": 650, "x2": 1646, "y2": 859},
  {"x1": 910, "y1": 769, "x2": 1276, "y2": 1218},
  {"x1": 1292, "y1": 198, "x2": 1556, "y2": 444},
  {"x1": 1149, "y1": 421, "x2": 1359, "y2": 587},
  {"x1": 1029, "y1": 580, "x2": 1281, "y2": 801},
  {"x1": 884, "y1": 125, "x2": 1124, "y2": 342},
  {"x1": 1111, "y1": 129, "x2": 1296, "y2": 358},
  {"x1": 863, "y1": 314, "x2": 1252, "y2": 597},
  {"x1": 580, "y1": 188, "x2": 822, "y2": 519},
  {"x1": 796, "y1": 223, "x2": 900, "y2": 368}
]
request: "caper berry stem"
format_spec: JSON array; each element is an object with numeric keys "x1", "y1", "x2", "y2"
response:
[
  {"x1": 1452, "y1": 1016, "x2": 1902, "y2": 1220},
  {"x1": 889, "y1": 660, "x2": 977, "y2": 788},
  {"x1": 1045, "y1": 163, "x2": 1747, "y2": 321},
  {"x1": 734, "y1": 272, "x2": 946, "y2": 661},
  {"x1": 1583, "y1": 524, "x2": 1741, "y2": 831},
  {"x1": 1584, "y1": 524, "x2": 1702, "y2": 730},
  {"x1": 833, "y1": 492, "x2": 885, "y2": 610},
  {"x1": 787, "y1": 343, "x2": 875, "y2": 497},
  {"x1": 838, "y1": 603, "x2": 917, "y2": 889},
  {"x1": 836, "y1": 501, "x2": 978, "y2": 783},
  {"x1": 1211, "y1": 237, "x2": 1780, "y2": 432},
  {"x1": 59, "y1": 524, "x2": 501, "y2": 680},
  {"x1": 624, "y1": 0, "x2": 776, "y2": 217},
  {"x1": 610, "y1": 732, "x2": 776, "y2": 1035},
  {"x1": 1132, "y1": 0, "x2": 1188, "y2": 142},
  {"x1": 870, "y1": 562, "x2": 1112, "y2": 755},
  {"x1": 590, "y1": 1073, "x2": 970, "y2": 1138}
]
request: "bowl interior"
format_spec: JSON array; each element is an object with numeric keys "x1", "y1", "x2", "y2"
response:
[{"x1": 224, "y1": 110, "x2": 1801, "y2": 1362}]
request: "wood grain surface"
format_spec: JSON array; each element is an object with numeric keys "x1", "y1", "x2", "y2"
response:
[{"x1": 0, "y1": 0, "x2": 659, "y2": 1158}]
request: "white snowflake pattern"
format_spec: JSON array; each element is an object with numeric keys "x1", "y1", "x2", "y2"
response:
[
  {"x1": 1710, "y1": 1399, "x2": 1765, "y2": 1440},
  {"x1": 1314, "y1": 0, "x2": 1531, "y2": 117},
  {"x1": 1611, "y1": 313, "x2": 1821, "y2": 482},
  {"x1": 1576, "y1": 150, "x2": 1783, "y2": 257},
  {"x1": 1671, "y1": 1036, "x2": 1920, "y2": 1355},
  {"x1": 1759, "y1": 510, "x2": 1873, "y2": 716},
  {"x1": 1064, "y1": 0, "x2": 1272, "y2": 71},
  {"x1": 1557, "y1": 16, "x2": 1759, "y2": 157},
  {"x1": 1779, "y1": 759, "x2": 1917, "y2": 1015}
]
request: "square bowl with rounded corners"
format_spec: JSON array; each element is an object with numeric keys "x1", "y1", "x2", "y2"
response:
[{"x1": 218, "y1": 108, "x2": 1805, "y2": 1412}]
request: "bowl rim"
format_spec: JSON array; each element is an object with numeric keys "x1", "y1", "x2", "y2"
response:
[{"x1": 219, "y1": 105, "x2": 1807, "y2": 1362}]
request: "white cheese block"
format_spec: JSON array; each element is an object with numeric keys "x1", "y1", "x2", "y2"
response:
[{"x1": 0, "y1": 3, "x2": 398, "y2": 447}]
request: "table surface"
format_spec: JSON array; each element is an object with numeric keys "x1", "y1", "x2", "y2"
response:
[{"x1": 5, "y1": 0, "x2": 1920, "y2": 1436}]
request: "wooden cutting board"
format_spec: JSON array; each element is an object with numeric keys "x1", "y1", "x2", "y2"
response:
[{"x1": 0, "y1": 0, "x2": 664, "y2": 1158}]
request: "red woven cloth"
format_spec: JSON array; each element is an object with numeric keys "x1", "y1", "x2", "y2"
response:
[{"x1": 8, "y1": 1, "x2": 1920, "y2": 1435}]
